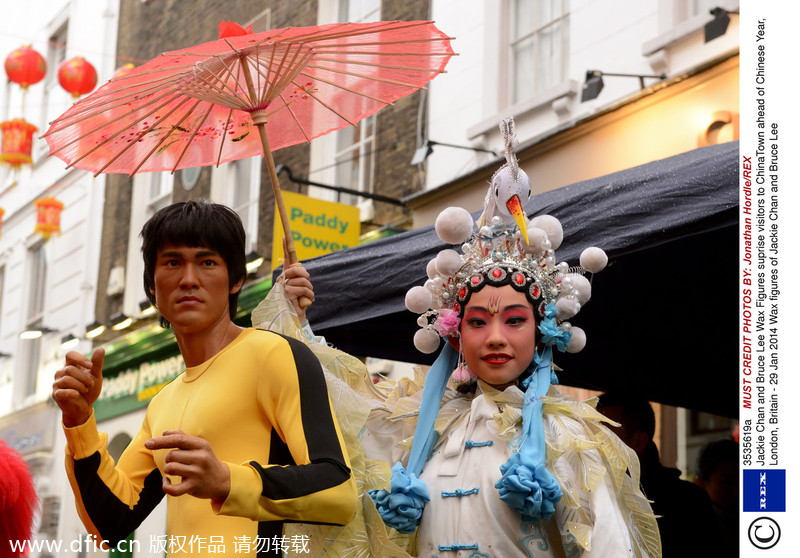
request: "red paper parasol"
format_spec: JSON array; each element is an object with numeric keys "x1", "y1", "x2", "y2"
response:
[{"x1": 43, "y1": 20, "x2": 455, "y2": 266}]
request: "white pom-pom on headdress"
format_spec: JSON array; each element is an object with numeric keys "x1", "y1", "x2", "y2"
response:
[
  {"x1": 435, "y1": 249, "x2": 463, "y2": 277},
  {"x1": 406, "y1": 286, "x2": 433, "y2": 314},
  {"x1": 414, "y1": 328, "x2": 441, "y2": 354},
  {"x1": 555, "y1": 297, "x2": 581, "y2": 320},
  {"x1": 435, "y1": 207, "x2": 474, "y2": 245},
  {"x1": 569, "y1": 274, "x2": 592, "y2": 305},
  {"x1": 529, "y1": 215, "x2": 563, "y2": 250},
  {"x1": 426, "y1": 258, "x2": 439, "y2": 280},
  {"x1": 580, "y1": 247, "x2": 608, "y2": 273},
  {"x1": 565, "y1": 326, "x2": 586, "y2": 353},
  {"x1": 523, "y1": 227, "x2": 549, "y2": 255}
]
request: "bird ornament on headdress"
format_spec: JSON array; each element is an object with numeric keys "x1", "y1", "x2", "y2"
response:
[
  {"x1": 369, "y1": 117, "x2": 609, "y2": 534},
  {"x1": 476, "y1": 118, "x2": 531, "y2": 238}
]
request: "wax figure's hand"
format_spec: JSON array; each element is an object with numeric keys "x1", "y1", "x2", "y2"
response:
[
  {"x1": 279, "y1": 241, "x2": 315, "y2": 322},
  {"x1": 52, "y1": 348, "x2": 105, "y2": 428},
  {"x1": 145, "y1": 430, "x2": 231, "y2": 501}
]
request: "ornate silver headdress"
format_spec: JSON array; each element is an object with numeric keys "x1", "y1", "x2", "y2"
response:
[{"x1": 405, "y1": 118, "x2": 608, "y2": 355}]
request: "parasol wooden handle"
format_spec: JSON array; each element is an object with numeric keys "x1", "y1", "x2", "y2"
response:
[
  {"x1": 288, "y1": 262, "x2": 312, "y2": 310},
  {"x1": 254, "y1": 122, "x2": 311, "y2": 309},
  {"x1": 242, "y1": 61, "x2": 311, "y2": 309}
]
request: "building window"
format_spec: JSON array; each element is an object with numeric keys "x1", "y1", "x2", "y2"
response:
[
  {"x1": 123, "y1": 172, "x2": 174, "y2": 316},
  {"x1": 510, "y1": 0, "x2": 570, "y2": 104},
  {"x1": 247, "y1": 8, "x2": 272, "y2": 33},
  {"x1": 23, "y1": 243, "x2": 47, "y2": 396},
  {"x1": 335, "y1": 115, "x2": 376, "y2": 206},
  {"x1": 338, "y1": 0, "x2": 380, "y2": 21},
  {"x1": 311, "y1": 0, "x2": 379, "y2": 218},
  {"x1": 690, "y1": 0, "x2": 718, "y2": 17},
  {"x1": 41, "y1": 20, "x2": 69, "y2": 134},
  {"x1": 659, "y1": 0, "x2": 739, "y2": 27},
  {"x1": 228, "y1": 157, "x2": 260, "y2": 253},
  {"x1": 147, "y1": 173, "x2": 173, "y2": 216},
  {"x1": 26, "y1": 244, "x2": 47, "y2": 327}
]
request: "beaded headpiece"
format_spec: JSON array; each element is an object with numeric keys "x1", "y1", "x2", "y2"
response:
[{"x1": 405, "y1": 118, "x2": 607, "y2": 356}]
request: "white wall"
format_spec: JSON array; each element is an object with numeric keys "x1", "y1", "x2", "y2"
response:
[
  {"x1": 423, "y1": 0, "x2": 739, "y2": 200},
  {"x1": 0, "y1": 0, "x2": 118, "y2": 410},
  {"x1": 0, "y1": 2, "x2": 119, "y2": 555}
]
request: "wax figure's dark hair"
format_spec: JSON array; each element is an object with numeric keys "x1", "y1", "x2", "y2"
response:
[
  {"x1": 597, "y1": 392, "x2": 656, "y2": 440},
  {"x1": 695, "y1": 438, "x2": 738, "y2": 481},
  {"x1": 141, "y1": 199, "x2": 246, "y2": 326}
]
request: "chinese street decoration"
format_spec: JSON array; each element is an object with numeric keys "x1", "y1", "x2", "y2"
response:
[
  {"x1": 4, "y1": 45, "x2": 46, "y2": 89},
  {"x1": 0, "y1": 118, "x2": 37, "y2": 169},
  {"x1": 58, "y1": 56, "x2": 97, "y2": 98},
  {"x1": 112, "y1": 63, "x2": 136, "y2": 79},
  {"x1": 34, "y1": 196, "x2": 64, "y2": 238}
]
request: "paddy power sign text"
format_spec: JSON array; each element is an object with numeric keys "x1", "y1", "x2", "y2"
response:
[
  {"x1": 94, "y1": 354, "x2": 184, "y2": 421},
  {"x1": 271, "y1": 190, "x2": 360, "y2": 268}
]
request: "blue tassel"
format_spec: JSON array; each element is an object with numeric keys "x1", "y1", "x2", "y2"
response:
[
  {"x1": 495, "y1": 346, "x2": 562, "y2": 520},
  {"x1": 371, "y1": 345, "x2": 458, "y2": 533},
  {"x1": 368, "y1": 462, "x2": 430, "y2": 534}
]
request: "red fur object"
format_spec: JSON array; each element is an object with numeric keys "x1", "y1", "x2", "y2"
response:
[{"x1": 0, "y1": 440, "x2": 38, "y2": 557}]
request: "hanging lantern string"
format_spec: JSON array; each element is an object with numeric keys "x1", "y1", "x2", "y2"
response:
[{"x1": 0, "y1": 30, "x2": 151, "y2": 66}]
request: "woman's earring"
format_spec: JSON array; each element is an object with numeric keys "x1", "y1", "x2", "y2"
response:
[{"x1": 452, "y1": 348, "x2": 476, "y2": 383}]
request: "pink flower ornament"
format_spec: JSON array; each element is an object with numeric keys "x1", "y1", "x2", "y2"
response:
[{"x1": 436, "y1": 308, "x2": 461, "y2": 337}]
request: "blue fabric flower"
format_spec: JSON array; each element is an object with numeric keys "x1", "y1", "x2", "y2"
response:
[
  {"x1": 538, "y1": 302, "x2": 572, "y2": 352},
  {"x1": 495, "y1": 456, "x2": 562, "y2": 521},
  {"x1": 368, "y1": 462, "x2": 430, "y2": 534},
  {"x1": 496, "y1": 346, "x2": 563, "y2": 520}
]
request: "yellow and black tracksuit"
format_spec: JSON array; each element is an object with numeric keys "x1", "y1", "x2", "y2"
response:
[{"x1": 64, "y1": 328, "x2": 357, "y2": 557}]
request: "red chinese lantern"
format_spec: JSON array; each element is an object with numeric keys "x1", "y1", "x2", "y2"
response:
[
  {"x1": 112, "y1": 63, "x2": 136, "y2": 79},
  {"x1": 58, "y1": 56, "x2": 97, "y2": 98},
  {"x1": 0, "y1": 118, "x2": 38, "y2": 169},
  {"x1": 34, "y1": 196, "x2": 64, "y2": 238},
  {"x1": 4, "y1": 45, "x2": 46, "y2": 89},
  {"x1": 0, "y1": 207, "x2": 5, "y2": 238}
]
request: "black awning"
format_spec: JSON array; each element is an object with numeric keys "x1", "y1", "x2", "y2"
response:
[{"x1": 279, "y1": 141, "x2": 739, "y2": 417}]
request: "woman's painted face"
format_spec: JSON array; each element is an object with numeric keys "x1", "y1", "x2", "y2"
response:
[{"x1": 460, "y1": 284, "x2": 537, "y2": 389}]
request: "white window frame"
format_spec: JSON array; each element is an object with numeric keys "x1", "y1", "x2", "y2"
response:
[
  {"x1": 508, "y1": 0, "x2": 570, "y2": 106},
  {"x1": 146, "y1": 172, "x2": 174, "y2": 215},
  {"x1": 679, "y1": 0, "x2": 723, "y2": 25},
  {"x1": 644, "y1": 0, "x2": 739, "y2": 56},
  {"x1": 38, "y1": 11, "x2": 70, "y2": 159},
  {"x1": 247, "y1": 8, "x2": 273, "y2": 34},
  {"x1": 123, "y1": 173, "x2": 174, "y2": 316},
  {"x1": 467, "y1": 0, "x2": 578, "y2": 140},
  {"x1": 222, "y1": 157, "x2": 260, "y2": 254},
  {"x1": 20, "y1": 241, "x2": 48, "y2": 399}
]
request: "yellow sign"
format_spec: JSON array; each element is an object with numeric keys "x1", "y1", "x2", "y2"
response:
[{"x1": 271, "y1": 190, "x2": 360, "y2": 269}]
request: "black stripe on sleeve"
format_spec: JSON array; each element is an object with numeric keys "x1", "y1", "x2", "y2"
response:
[
  {"x1": 73, "y1": 452, "x2": 165, "y2": 545},
  {"x1": 252, "y1": 333, "x2": 350, "y2": 501}
]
